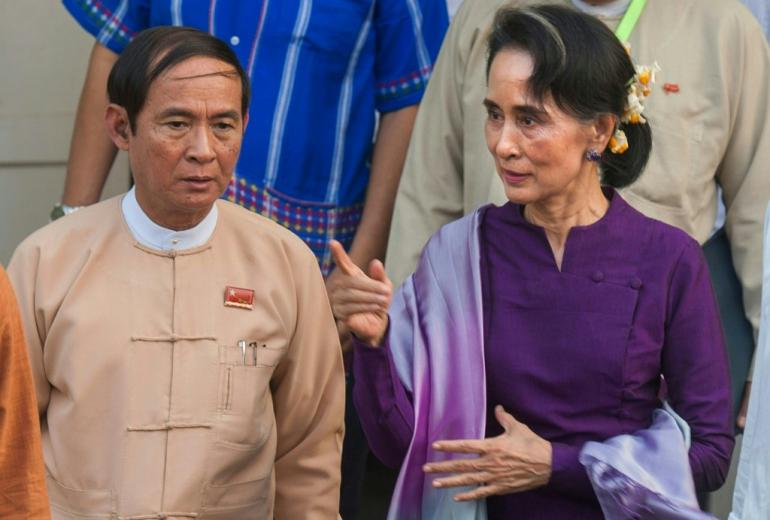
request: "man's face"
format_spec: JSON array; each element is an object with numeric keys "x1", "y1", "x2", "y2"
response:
[{"x1": 124, "y1": 57, "x2": 245, "y2": 230}]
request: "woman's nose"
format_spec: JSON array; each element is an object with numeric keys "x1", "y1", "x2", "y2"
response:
[{"x1": 495, "y1": 124, "x2": 521, "y2": 160}]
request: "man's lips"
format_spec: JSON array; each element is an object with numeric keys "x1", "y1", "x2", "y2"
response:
[{"x1": 182, "y1": 177, "x2": 215, "y2": 187}]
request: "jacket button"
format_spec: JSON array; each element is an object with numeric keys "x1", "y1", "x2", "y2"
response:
[
  {"x1": 592, "y1": 270, "x2": 604, "y2": 282},
  {"x1": 629, "y1": 277, "x2": 643, "y2": 289}
]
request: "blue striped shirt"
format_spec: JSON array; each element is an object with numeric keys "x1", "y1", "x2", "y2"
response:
[{"x1": 63, "y1": 0, "x2": 448, "y2": 273}]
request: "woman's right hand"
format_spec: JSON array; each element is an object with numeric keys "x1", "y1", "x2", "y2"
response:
[{"x1": 328, "y1": 240, "x2": 393, "y2": 347}]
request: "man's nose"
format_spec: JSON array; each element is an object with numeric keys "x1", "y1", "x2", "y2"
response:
[{"x1": 187, "y1": 126, "x2": 216, "y2": 163}]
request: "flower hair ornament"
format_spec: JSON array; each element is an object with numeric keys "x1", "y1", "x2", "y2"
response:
[{"x1": 609, "y1": 54, "x2": 661, "y2": 154}]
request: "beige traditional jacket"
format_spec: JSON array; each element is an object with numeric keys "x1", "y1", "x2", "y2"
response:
[
  {"x1": 387, "y1": 0, "x2": 770, "y2": 336},
  {"x1": 8, "y1": 197, "x2": 345, "y2": 519}
]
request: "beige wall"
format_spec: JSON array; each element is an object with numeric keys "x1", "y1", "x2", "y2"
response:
[{"x1": 0, "y1": 1, "x2": 129, "y2": 265}]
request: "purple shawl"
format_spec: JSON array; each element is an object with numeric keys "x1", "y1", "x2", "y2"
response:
[{"x1": 387, "y1": 212, "x2": 487, "y2": 520}]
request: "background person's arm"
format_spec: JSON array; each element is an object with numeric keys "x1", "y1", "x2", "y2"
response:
[
  {"x1": 60, "y1": 0, "x2": 151, "y2": 208},
  {"x1": 383, "y1": 0, "x2": 475, "y2": 287},
  {"x1": 61, "y1": 42, "x2": 119, "y2": 207},
  {"x1": 716, "y1": 9, "x2": 770, "y2": 428},
  {"x1": 342, "y1": 105, "x2": 417, "y2": 269}
]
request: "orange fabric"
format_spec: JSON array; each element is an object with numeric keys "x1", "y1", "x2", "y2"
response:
[{"x1": 0, "y1": 266, "x2": 49, "y2": 519}]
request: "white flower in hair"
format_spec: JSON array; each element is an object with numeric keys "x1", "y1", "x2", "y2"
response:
[
  {"x1": 621, "y1": 62, "x2": 660, "y2": 124},
  {"x1": 611, "y1": 56, "x2": 661, "y2": 154}
]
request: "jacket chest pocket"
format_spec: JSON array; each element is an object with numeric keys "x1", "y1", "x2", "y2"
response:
[{"x1": 217, "y1": 344, "x2": 286, "y2": 446}]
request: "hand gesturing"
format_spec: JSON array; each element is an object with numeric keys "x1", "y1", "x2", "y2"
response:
[
  {"x1": 328, "y1": 240, "x2": 393, "y2": 347},
  {"x1": 423, "y1": 405, "x2": 552, "y2": 501}
]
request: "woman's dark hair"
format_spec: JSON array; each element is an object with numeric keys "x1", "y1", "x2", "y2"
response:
[
  {"x1": 486, "y1": 5, "x2": 651, "y2": 188},
  {"x1": 107, "y1": 26, "x2": 250, "y2": 133}
]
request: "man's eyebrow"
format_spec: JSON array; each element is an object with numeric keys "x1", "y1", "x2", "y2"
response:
[
  {"x1": 157, "y1": 107, "x2": 195, "y2": 119},
  {"x1": 211, "y1": 110, "x2": 241, "y2": 121}
]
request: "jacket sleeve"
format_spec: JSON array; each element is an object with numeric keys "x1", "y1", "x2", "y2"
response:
[
  {"x1": 0, "y1": 266, "x2": 50, "y2": 518},
  {"x1": 718, "y1": 8, "x2": 770, "y2": 342},
  {"x1": 663, "y1": 241, "x2": 734, "y2": 492},
  {"x1": 271, "y1": 246, "x2": 345, "y2": 520},
  {"x1": 384, "y1": 2, "x2": 475, "y2": 287}
]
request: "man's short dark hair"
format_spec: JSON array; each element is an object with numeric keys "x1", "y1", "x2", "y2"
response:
[{"x1": 107, "y1": 26, "x2": 250, "y2": 133}]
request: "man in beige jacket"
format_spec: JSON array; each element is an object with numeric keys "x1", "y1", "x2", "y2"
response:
[{"x1": 8, "y1": 27, "x2": 344, "y2": 519}]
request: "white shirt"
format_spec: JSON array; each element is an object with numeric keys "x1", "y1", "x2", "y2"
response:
[
  {"x1": 571, "y1": 0, "x2": 631, "y2": 17},
  {"x1": 729, "y1": 203, "x2": 770, "y2": 520},
  {"x1": 121, "y1": 187, "x2": 218, "y2": 251}
]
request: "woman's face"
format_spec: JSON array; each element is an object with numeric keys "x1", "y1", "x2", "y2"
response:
[{"x1": 484, "y1": 49, "x2": 603, "y2": 207}]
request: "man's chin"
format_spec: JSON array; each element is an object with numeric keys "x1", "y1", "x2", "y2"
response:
[{"x1": 172, "y1": 195, "x2": 220, "y2": 216}]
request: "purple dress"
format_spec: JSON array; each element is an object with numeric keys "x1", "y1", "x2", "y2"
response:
[{"x1": 354, "y1": 190, "x2": 733, "y2": 519}]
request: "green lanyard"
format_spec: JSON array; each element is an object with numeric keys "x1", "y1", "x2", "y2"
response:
[{"x1": 614, "y1": 0, "x2": 647, "y2": 43}]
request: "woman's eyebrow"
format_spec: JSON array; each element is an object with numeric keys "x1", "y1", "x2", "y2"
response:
[
  {"x1": 482, "y1": 98, "x2": 548, "y2": 116},
  {"x1": 512, "y1": 104, "x2": 548, "y2": 117}
]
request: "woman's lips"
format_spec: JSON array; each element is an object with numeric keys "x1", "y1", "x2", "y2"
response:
[{"x1": 501, "y1": 169, "x2": 530, "y2": 184}]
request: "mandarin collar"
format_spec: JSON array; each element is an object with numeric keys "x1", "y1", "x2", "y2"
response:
[{"x1": 121, "y1": 187, "x2": 218, "y2": 251}]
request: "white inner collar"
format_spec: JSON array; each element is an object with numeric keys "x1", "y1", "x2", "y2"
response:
[
  {"x1": 121, "y1": 187, "x2": 218, "y2": 251},
  {"x1": 570, "y1": 0, "x2": 632, "y2": 17}
]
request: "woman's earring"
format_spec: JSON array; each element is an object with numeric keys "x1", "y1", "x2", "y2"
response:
[{"x1": 585, "y1": 149, "x2": 602, "y2": 162}]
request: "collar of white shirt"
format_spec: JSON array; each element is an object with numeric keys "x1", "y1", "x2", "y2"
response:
[
  {"x1": 121, "y1": 187, "x2": 218, "y2": 251},
  {"x1": 570, "y1": 0, "x2": 631, "y2": 18}
]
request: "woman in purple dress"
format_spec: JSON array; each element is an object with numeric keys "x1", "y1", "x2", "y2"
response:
[{"x1": 329, "y1": 5, "x2": 733, "y2": 519}]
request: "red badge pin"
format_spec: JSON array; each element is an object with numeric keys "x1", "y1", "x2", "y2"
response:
[
  {"x1": 224, "y1": 286, "x2": 255, "y2": 310},
  {"x1": 663, "y1": 83, "x2": 680, "y2": 94}
]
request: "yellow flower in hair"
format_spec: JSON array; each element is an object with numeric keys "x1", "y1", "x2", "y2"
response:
[
  {"x1": 610, "y1": 45, "x2": 660, "y2": 154},
  {"x1": 610, "y1": 129, "x2": 629, "y2": 154}
]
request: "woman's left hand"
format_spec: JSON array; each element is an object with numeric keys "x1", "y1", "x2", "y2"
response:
[{"x1": 423, "y1": 405, "x2": 553, "y2": 501}]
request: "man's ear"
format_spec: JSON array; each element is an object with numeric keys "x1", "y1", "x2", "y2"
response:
[
  {"x1": 589, "y1": 114, "x2": 617, "y2": 151},
  {"x1": 105, "y1": 104, "x2": 131, "y2": 150},
  {"x1": 242, "y1": 112, "x2": 249, "y2": 133}
]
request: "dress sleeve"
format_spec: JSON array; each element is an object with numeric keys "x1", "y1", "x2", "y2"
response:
[
  {"x1": 548, "y1": 443, "x2": 596, "y2": 499},
  {"x1": 374, "y1": 0, "x2": 448, "y2": 113},
  {"x1": 352, "y1": 330, "x2": 415, "y2": 469},
  {"x1": 271, "y1": 246, "x2": 345, "y2": 520},
  {"x1": 61, "y1": 0, "x2": 150, "y2": 54},
  {"x1": 663, "y1": 241, "x2": 734, "y2": 492},
  {"x1": 0, "y1": 267, "x2": 50, "y2": 518},
  {"x1": 384, "y1": 3, "x2": 471, "y2": 287}
]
